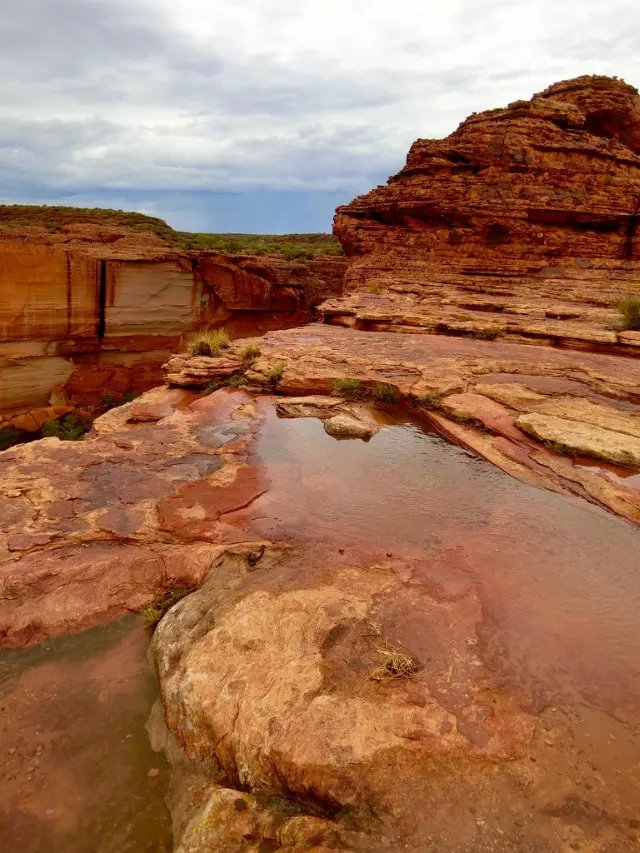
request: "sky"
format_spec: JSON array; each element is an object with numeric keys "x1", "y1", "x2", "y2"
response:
[{"x1": 1, "y1": 0, "x2": 638, "y2": 233}]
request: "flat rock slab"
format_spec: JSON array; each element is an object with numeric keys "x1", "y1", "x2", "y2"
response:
[{"x1": 517, "y1": 412, "x2": 640, "y2": 467}]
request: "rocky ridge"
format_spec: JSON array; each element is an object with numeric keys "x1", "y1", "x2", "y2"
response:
[{"x1": 328, "y1": 75, "x2": 640, "y2": 353}]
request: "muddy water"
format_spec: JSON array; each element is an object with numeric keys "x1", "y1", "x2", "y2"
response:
[
  {"x1": 235, "y1": 406, "x2": 640, "y2": 724},
  {"x1": 0, "y1": 616, "x2": 171, "y2": 852}
]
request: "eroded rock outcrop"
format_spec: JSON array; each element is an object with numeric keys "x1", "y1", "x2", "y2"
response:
[
  {"x1": 328, "y1": 75, "x2": 640, "y2": 352},
  {"x1": 0, "y1": 216, "x2": 345, "y2": 429}
]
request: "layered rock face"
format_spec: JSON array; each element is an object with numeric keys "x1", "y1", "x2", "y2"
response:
[
  {"x1": 329, "y1": 76, "x2": 640, "y2": 350},
  {"x1": 0, "y1": 224, "x2": 345, "y2": 428}
]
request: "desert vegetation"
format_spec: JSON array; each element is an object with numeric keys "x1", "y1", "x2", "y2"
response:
[
  {"x1": 142, "y1": 587, "x2": 195, "y2": 629},
  {"x1": 0, "y1": 204, "x2": 344, "y2": 259},
  {"x1": 187, "y1": 328, "x2": 230, "y2": 357},
  {"x1": 618, "y1": 294, "x2": 640, "y2": 330},
  {"x1": 173, "y1": 230, "x2": 344, "y2": 258}
]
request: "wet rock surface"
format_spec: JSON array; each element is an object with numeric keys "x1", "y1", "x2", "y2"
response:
[
  {"x1": 167, "y1": 324, "x2": 640, "y2": 524},
  {"x1": 1, "y1": 382, "x2": 639, "y2": 851}
]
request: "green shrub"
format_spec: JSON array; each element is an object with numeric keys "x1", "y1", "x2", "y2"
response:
[
  {"x1": 0, "y1": 427, "x2": 24, "y2": 451},
  {"x1": 618, "y1": 295, "x2": 640, "y2": 330},
  {"x1": 241, "y1": 343, "x2": 261, "y2": 361},
  {"x1": 371, "y1": 383, "x2": 398, "y2": 403},
  {"x1": 41, "y1": 414, "x2": 89, "y2": 441},
  {"x1": 264, "y1": 361, "x2": 285, "y2": 385},
  {"x1": 282, "y1": 244, "x2": 313, "y2": 261},
  {"x1": 331, "y1": 378, "x2": 367, "y2": 400},
  {"x1": 101, "y1": 390, "x2": 137, "y2": 411},
  {"x1": 187, "y1": 328, "x2": 230, "y2": 357},
  {"x1": 101, "y1": 392, "x2": 118, "y2": 410},
  {"x1": 142, "y1": 587, "x2": 195, "y2": 629}
]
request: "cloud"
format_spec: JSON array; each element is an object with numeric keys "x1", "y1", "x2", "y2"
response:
[{"x1": 0, "y1": 0, "x2": 638, "y2": 230}]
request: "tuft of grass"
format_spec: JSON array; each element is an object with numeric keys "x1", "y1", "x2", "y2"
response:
[
  {"x1": 369, "y1": 637, "x2": 420, "y2": 682},
  {"x1": 202, "y1": 381, "x2": 224, "y2": 395},
  {"x1": 241, "y1": 343, "x2": 261, "y2": 361},
  {"x1": 618, "y1": 294, "x2": 640, "y2": 331},
  {"x1": 332, "y1": 377, "x2": 367, "y2": 401},
  {"x1": 187, "y1": 328, "x2": 230, "y2": 357},
  {"x1": 142, "y1": 586, "x2": 195, "y2": 629},
  {"x1": 371, "y1": 383, "x2": 398, "y2": 403},
  {"x1": 225, "y1": 374, "x2": 246, "y2": 388},
  {"x1": 264, "y1": 361, "x2": 285, "y2": 385},
  {"x1": 41, "y1": 414, "x2": 89, "y2": 441},
  {"x1": 415, "y1": 393, "x2": 443, "y2": 410}
]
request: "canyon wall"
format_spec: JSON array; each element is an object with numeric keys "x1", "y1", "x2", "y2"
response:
[
  {"x1": 0, "y1": 231, "x2": 345, "y2": 429},
  {"x1": 329, "y1": 75, "x2": 640, "y2": 351}
]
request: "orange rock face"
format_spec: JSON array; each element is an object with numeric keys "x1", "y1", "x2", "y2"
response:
[
  {"x1": 0, "y1": 227, "x2": 345, "y2": 424},
  {"x1": 331, "y1": 75, "x2": 640, "y2": 349}
]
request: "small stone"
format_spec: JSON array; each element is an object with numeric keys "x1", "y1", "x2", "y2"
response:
[{"x1": 147, "y1": 768, "x2": 160, "y2": 778}]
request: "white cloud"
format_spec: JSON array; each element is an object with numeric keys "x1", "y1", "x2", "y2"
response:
[{"x1": 0, "y1": 0, "x2": 638, "y2": 225}]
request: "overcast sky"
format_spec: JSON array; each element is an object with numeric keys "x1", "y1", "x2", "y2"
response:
[{"x1": 1, "y1": 0, "x2": 638, "y2": 232}]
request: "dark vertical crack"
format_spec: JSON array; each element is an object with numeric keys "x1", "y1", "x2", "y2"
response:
[
  {"x1": 622, "y1": 198, "x2": 640, "y2": 260},
  {"x1": 65, "y1": 251, "x2": 72, "y2": 336},
  {"x1": 97, "y1": 259, "x2": 107, "y2": 339}
]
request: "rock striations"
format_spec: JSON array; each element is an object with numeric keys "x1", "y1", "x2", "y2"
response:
[
  {"x1": 328, "y1": 75, "x2": 640, "y2": 350},
  {"x1": 0, "y1": 221, "x2": 345, "y2": 429}
]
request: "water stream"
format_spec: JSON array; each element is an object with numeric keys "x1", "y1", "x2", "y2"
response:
[
  {"x1": 237, "y1": 405, "x2": 640, "y2": 723},
  {"x1": 0, "y1": 616, "x2": 171, "y2": 852}
]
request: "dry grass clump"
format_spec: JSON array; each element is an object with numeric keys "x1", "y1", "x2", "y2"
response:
[
  {"x1": 369, "y1": 636, "x2": 420, "y2": 682},
  {"x1": 187, "y1": 328, "x2": 230, "y2": 357},
  {"x1": 415, "y1": 392, "x2": 443, "y2": 410},
  {"x1": 618, "y1": 294, "x2": 640, "y2": 330},
  {"x1": 241, "y1": 342, "x2": 261, "y2": 361},
  {"x1": 371, "y1": 382, "x2": 398, "y2": 403},
  {"x1": 264, "y1": 361, "x2": 285, "y2": 385},
  {"x1": 332, "y1": 377, "x2": 367, "y2": 400}
]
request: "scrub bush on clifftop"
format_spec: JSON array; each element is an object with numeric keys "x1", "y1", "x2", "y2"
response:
[{"x1": 187, "y1": 329, "x2": 230, "y2": 357}]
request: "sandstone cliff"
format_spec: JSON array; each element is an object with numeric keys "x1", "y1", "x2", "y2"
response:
[
  {"x1": 329, "y1": 75, "x2": 640, "y2": 352},
  {"x1": 0, "y1": 212, "x2": 345, "y2": 430}
]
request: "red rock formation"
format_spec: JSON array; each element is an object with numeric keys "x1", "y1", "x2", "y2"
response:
[
  {"x1": 330, "y1": 76, "x2": 640, "y2": 350},
  {"x1": 0, "y1": 223, "x2": 345, "y2": 427}
]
